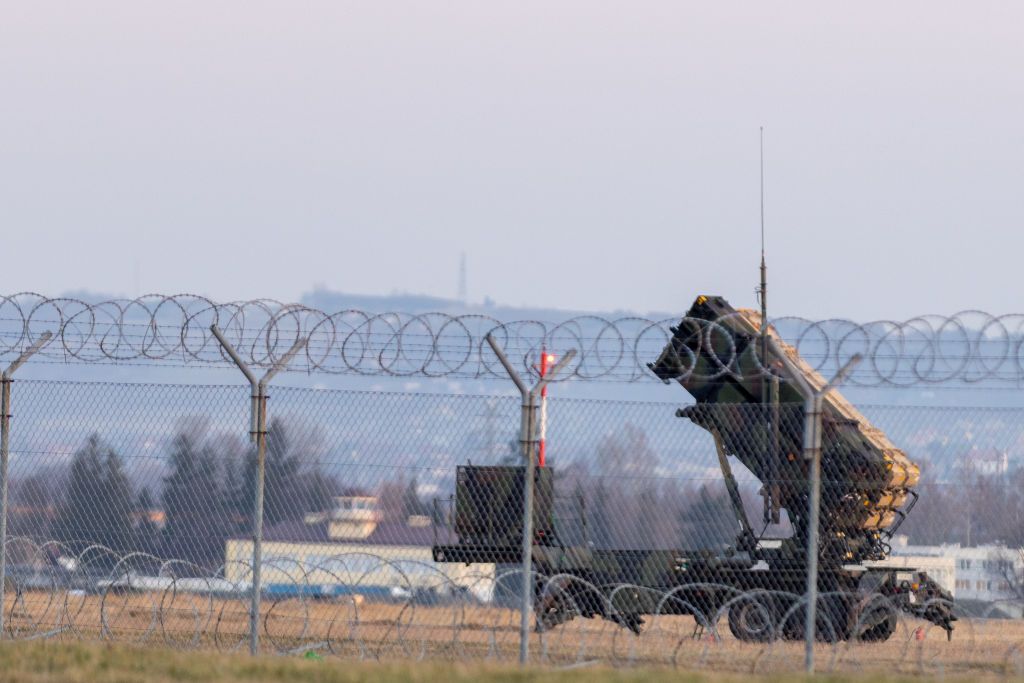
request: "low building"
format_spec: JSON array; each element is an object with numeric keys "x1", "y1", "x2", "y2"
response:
[
  {"x1": 888, "y1": 535, "x2": 1024, "y2": 617},
  {"x1": 961, "y1": 447, "x2": 1010, "y2": 478},
  {"x1": 226, "y1": 493, "x2": 494, "y2": 602}
]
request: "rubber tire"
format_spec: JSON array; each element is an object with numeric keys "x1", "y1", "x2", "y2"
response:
[
  {"x1": 855, "y1": 608, "x2": 897, "y2": 642},
  {"x1": 728, "y1": 596, "x2": 776, "y2": 643}
]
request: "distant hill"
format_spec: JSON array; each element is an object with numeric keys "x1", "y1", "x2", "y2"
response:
[{"x1": 300, "y1": 286, "x2": 677, "y2": 322}]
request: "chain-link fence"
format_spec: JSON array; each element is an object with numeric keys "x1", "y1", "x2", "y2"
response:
[{"x1": 0, "y1": 377, "x2": 1023, "y2": 675}]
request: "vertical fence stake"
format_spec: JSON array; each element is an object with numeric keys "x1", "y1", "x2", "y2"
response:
[
  {"x1": 0, "y1": 332, "x2": 52, "y2": 640},
  {"x1": 802, "y1": 391, "x2": 823, "y2": 671},
  {"x1": 211, "y1": 326, "x2": 306, "y2": 656},
  {"x1": 485, "y1": 334, "x2": 575, "y2": 666},
  {"x1": 801, "y1": 354, "x2": 862, "y2": 673}
]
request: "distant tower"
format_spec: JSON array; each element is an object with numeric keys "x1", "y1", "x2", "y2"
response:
[{"x1": 458, "y1": 252, "x2": 468, "y2": 303}]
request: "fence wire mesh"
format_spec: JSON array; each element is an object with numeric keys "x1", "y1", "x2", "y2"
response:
[{"x1": 1, "y1": 379, "x2": 1023, "y2": 675}]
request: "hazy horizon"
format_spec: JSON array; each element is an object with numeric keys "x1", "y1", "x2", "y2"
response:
[{"x1": 4, "y1": 3, "x2": 1022, "y2": 320}]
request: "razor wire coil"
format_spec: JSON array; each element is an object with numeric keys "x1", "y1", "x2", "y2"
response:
[{"x1": 0, "y1": 293, "x2": 1023, "y2": 385}]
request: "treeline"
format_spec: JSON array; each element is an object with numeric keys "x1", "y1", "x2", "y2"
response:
[
  {"x1": 553, "y1": 424, "x2": 745, "y2": 551},
  {"x1": 20, "y1": 416, "x2": 1002, "y2": 574},
  {"x1": 10, "y1": 419, "x2": 345, "y2": 568},
  {"x1": 568, "y1": 426, "x2": 1024, "y2": 552},
  {"x1": 899, "y1": 461, "x2": 1024, "y2": 548}
]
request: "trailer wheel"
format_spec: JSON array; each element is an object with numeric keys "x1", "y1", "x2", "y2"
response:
[
  {"x1": 728, "y1": 595, "x2": 776, "y2": 642},
  {"x1": 779, "y1": 598, "x2": 849, "y2": 643},
  {"x1": 854, "y1": 606, "x2": 897, "y2": 642}
]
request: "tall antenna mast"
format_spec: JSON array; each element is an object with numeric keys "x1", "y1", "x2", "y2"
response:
[
  {"x1": 458, "y1": 252, "x2": 468, "y2": 303},
  {"x1": 759, "y1": 126, "x2": 768, "y2": 365},
  {"x1": 758, "y1": 126, "x2": 781, "y2": 529}
]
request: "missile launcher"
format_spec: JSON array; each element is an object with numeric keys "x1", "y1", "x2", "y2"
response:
[
  {"x1": 433, "y1": 294, "x2": 955, "y2": 642},
  {"x1": 649, "y1": 295, "x2": 919, "y2": 563}
]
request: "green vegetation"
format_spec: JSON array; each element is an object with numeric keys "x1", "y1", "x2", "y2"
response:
[{"x1": 0, "y1": 642, "x2": 1015, "y2": 683}]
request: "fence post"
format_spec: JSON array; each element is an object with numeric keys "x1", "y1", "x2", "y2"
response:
[
  {"x1": 0, "y1": 331, "x2": 52, "y2": 640},
  {"x1": 211, "y1": 326, "x2": 306, "y2": 656},
  {"x1": 484, "y1": 334, "x2": 575, "y2": 666},
  {"x1": 801, "y1": 354, "x2": 862, "y2": 673}
]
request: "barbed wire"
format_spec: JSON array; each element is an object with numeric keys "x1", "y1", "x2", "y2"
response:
[
  {"x1": 3, "y1": 538, "x2": 1007, "y2": 674},
  {"x1": 2, "y1": 293, "x2": 1024, "y2": 386}
]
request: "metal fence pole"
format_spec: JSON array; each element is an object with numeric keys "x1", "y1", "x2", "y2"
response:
[
  {"x1": 802, "y1": 392, "x2": 823, "y2": 671},
  {"x1": 485, "y1": 334, "x2": 575, "y2": 665},
  {"x1": 0, "y1": 332, "x2": 51, "y2": 640},
  {"x1": 251, "y1": 381, "x2": 268, "y2": 656},
  {"x1": 211, "y1": 326, "x2": 305, "y2": 656},
  {"x1": 802, "y1": 354, "x2": 862, "y2": 673},
  {"x1": 520, "y1": 391, "x2": 537, "y2": 663}
]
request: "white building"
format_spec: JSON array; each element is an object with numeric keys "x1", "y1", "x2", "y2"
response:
[
  {"x1": 227, "y1": 493, "x2": 495, "y2": 603},
  {"x1": 888, "y1": 535, "x2": 1024, "y2": 616},
  {"x1": 224, "y1": 538, "x2": 494, "y2": 603},
  {"x1": 302, "y1": 494, "x2": 381, "y2": 540},
  {"x1": 961, "y1": 447, "x2": 1010, "y2": 477}
]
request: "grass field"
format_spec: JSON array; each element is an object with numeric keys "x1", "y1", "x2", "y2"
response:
[
  {"x1": 6, "y1": 589, "x2": 1024, "y2": 677},
  {"x1": 0, "y1": 641, "x2": 1022, "y2": 683}
]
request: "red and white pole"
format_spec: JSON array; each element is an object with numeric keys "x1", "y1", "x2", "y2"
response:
[{"x1": 538, "y1": 349, "x2": 552, "y2": 467}]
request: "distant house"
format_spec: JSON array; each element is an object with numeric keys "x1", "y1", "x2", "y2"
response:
[
  {"x1": 225, "y1": 493, "x2": 493, "y2": 602},
  {"x1": 887, "y1": 534, "x2": 1024, "y2": 617},
  {"x1": 961, "y1": 447, "x2": 1010, "y2": 477}
]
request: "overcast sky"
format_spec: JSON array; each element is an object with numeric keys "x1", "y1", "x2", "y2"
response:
[{"x1": 2, "y1": 3, "x2": 1022, "y2": 321}]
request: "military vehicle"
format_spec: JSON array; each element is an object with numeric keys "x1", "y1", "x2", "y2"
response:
[{"x1": 432, "y1": 295, "x2": 955, "y2": 642}]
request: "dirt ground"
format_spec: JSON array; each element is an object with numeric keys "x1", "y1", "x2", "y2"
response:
[{"x1": 5, "y1": 590, "x2": 1024, "y2": 676}]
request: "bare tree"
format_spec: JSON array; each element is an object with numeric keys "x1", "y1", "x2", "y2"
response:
[{"x1": 988, "y1": 548, "x2": 1024, "y2": 603}]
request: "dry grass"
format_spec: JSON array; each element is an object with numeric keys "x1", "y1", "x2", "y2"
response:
[
  {"x1": 6, "y1": 590, "x2": 1024, "y2": 677},
  {"x1": 0, "y1": 641, "x2": 1021, "y2": 683}
]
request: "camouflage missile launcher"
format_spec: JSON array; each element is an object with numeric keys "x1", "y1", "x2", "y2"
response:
[
  {"x1": 648, "y1": 295, "x2": 920, "y2": 563},
  {"x1": 432, "y1": 295, "x2": 955, "y2": 643}
]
